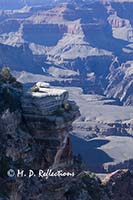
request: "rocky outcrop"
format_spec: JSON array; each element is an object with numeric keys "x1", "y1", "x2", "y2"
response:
[
  {"x1": 0, "y1": 71, "x2": 81, "y2": 199},
  {"x1": 0, "y1": 71, "x2": 107, "y2": 200},
  {"x1": 0, "y1": 0, "x2": 132, "y2": 97},
  {"x1": 21, "y1": 86, "x2": 80, "y2": 167},
  {"x1": 0, "y1": 69, "x2": 133, "y2": 200},
  {"x1": 5, "y1": 169, "x2": 133, "y2": 200},
  {"x1": 108, "y1": 14, "x2": 130, "y2": 28},
  {"x1": 0, "y1": 77, "x2": 80, "y2": 168},
  {"x1": 102, "y1": 169, "x2": 133, "y2": 200}
]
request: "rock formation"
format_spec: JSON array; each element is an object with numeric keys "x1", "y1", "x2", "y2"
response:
[
  {"x1": 0, "y1": 72, "x2": 80, "y2": 168},
  {"x1": 21, "y1": 85, "x2": 80, "y2": 168},
  {"x1": 0, "y1": 0, "x2": 132, "y2": 105},
  {"x1": 0, "y1": 0, "x2": 133, "y2": 198},
  {"x1": 0, "y1": 69, "x2": 133, "y2": 199},
  {"x1": 102, "y1": 169, "x2": 133, "y2": 200},
  {"x1": 105, "y1": 60, "x2": 133, "y2": 105},
  {"x1": 0, "y1": 70, "x2": 81, "y2": 199}
]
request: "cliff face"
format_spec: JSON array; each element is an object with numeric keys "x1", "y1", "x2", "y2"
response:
[
  {"x1": 21, "y1": 87, "x2": 80, "y2": 168},
  {"x1": 105, "y1": 61, "x2": 133, "y2": 105},
  {"x1": 102, "y1": 169, "x2": 133, "y2": 200},
  {"x1": 0, "y1": 71, "x2": 105, "y2": 200},
  {"x1": 0, "y1": 0, "x2": 132, "y2": 104},
  {"x1": 0, "y1": 79, "x2": 80, "y2": 169},
  {"x1": 0, "y1": 71, "x2": 81, "y2": 199},
  {"x1": 0, "y1": 70, "x2": 133, "y2": 200}
]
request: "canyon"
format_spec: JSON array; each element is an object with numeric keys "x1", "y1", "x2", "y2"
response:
[
  {"x1": 0, "y1": 0, "x2": 132, "y2": 105},
  {"x1": 0, "y1": 0, "x2": 132, "y2": 177},
  {"x1": 0, "y1": 0, "x2": 133, "y2": 199},
  {"x1": 0, "y1": 69, "x2": 133, "y2": 200}
]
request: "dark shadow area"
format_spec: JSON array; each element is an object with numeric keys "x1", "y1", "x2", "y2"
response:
[
  {"x1": 0, "y1": 43, "x2": 45, "y2": 74},
  {"x1": 0, "y1": 0, "x2": 24, "y2": 10},
  {"x1": 112, "y1": 2, "x2": 133, "y2": 26},
  {"x1": 63, "y1": 1, "x2": 130, "y2": 62},
  {"x1": 0, "y1": 20, "x2": 20, "y2": 34},
  {"x1": 71, "y1": 134, "x2": 114, "y2": 173},
  {"x1": 23, "y1": 24, "x2": 66, "y2": 47},
  {"x1": 63, "y1": 2, "x2": 108, "y2": 23},
  {"x1": 83, "y1": 23, "x2": 128, "y2": 56}
]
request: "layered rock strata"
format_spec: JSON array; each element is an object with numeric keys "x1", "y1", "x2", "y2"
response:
[
  {"x1": 0, "y1": 71, "x2": 133, "y2": 200},
  {"x1": 102, "y1": 169, "x2": 133, "y2": 200},
  {"x1": 21, "y1": 86, "x2": 80, "y2": 167},
  {"x1": 105, "y1": 60, "x2": 133, "y2": 105}
]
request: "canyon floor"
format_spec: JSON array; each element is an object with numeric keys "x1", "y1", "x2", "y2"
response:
[{"x1": 65, "y1": 86, "x2": 133, "y2": 173}]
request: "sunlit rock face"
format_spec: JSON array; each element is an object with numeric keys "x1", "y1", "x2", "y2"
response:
[{"x1": 105, "y1": 61, "x2": 133, "y2": 105}]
